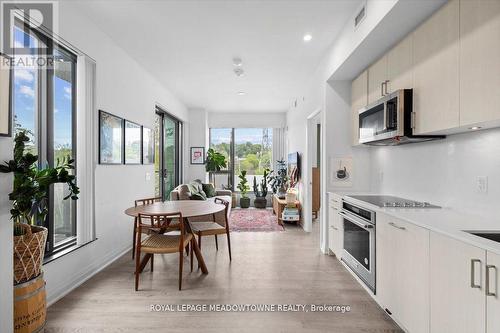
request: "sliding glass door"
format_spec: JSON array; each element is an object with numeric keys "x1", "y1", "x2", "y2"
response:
[{"x1": 154, "y1": 107, "x2": 182, "y2": 200}]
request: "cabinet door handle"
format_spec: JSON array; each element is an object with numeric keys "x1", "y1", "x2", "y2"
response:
[
  {"x1": 486, "y1": 265, "x2": 497, "y2": 297},
  {"x1": 331, "y1": 226, "x2": 338, "y2": 230},
  {"x1": 384, "y1": 80, "x2": 390, "y2": 95},
  {"x1": 471, "y1": 259, "x2": 482, "y2": 289},
  {"x1": 388, "y1": 222, "x2": 406, "y2": 230},
  {"x1": 381, "y1": 82, "x2": 385, "y2": 96}
]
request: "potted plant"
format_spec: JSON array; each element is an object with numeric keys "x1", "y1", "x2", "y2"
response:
[
  {"x1": 253, "y1": 169, "x2": 269, "y2": 209},
  {"x1": 237, "y1": 170, "x2": 250, "y2": 208},
  {"x1": 205, "y1": 148, "x2": 227, "y2": 188},
  {"x1": 267, "y1": 159, "x2": 289, "y2": 199},
  {"x1": 0, "y1": 131, "x2": 79, "y2": 285}
]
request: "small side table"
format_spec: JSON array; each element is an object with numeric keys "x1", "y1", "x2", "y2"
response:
[{"x1": 272, "y1": 194, "x2": 301, "y2": 226}]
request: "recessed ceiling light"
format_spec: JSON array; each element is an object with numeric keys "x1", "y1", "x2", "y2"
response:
[
  {"x1": 233, "y1": 57, "x2": 243, "y2": 67},
  {"x1": 469, "y1": 126, "x2": 482, "y2": 130},
  {"x1": 234, "y1": 68, "x2": 244, "y2": 77},
  {"x1": 303, "y1": 34, "x2": 312, "y2": 42},
  {"x1": 237, "y1": 91, "x2": 245, "y2": 96}
]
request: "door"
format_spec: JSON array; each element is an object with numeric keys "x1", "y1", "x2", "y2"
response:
[
  {"x1": 487, "y1": 251, "x2": 500, "y2": 333},
  {"x1": 413, "y1": 0, "x2": 459, "y2": 134},
  {"x1": 367, "y1": 55, "x2": 388, "y2": 104},
  {"x1": 377, "y1": 213, "x2": 430, "y2": 333},
  {"x1": 430, "y1": 231, "x2": 486, "y2": 333},
  {"x1": 351, "y1": 71, "x2": 367, "y2": 146},
  {"x1": 155, "y1": 108, "x2": 182, "y2": 200},
  {"x1": 459, "y1": 0, "x2": 500, "y2": 127},
  {"x1": 387, "y1": 34, "x2": 413, "y2": 93}
]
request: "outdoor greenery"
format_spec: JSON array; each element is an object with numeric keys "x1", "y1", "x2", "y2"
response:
[
  {"x1": 0, "y1": 131, "x2": 80, "y2": 236},
  {"x1": 253, "y1": 169, "x2": 269, "y2": 198},
  {"x1": 237, "y1": 171, "x2": 250, "y2": 198},
  {"x1": 209, "y1": 141, "x2": 272, "y2": 175},
  {"x1": 267, "y1": 159, "x2": 289, "y2": 194}
]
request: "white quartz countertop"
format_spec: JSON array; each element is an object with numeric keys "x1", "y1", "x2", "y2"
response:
[{"x1": 342, "y1": 194, "x2": 500, "y2": 255}]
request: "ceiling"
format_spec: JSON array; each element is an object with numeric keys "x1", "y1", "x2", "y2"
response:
[{"x1": 73, "y1": 0, "x2": 361, "y2": 113}]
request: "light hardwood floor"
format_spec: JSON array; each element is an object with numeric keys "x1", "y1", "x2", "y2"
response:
[{"x1": 46, "y1": 222, "x2": 402, "y2": 333}]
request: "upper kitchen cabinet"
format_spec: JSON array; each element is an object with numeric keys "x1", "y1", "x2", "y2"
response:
[
  {"x1": 367, "y1": 56, "x2": 388, "y2": 104},
  {"x1": 351, "y1": 70, "x2": 368, "y2": 146},
  {"x1": 413, "y1": 0, "x2": 460, "y2": 135},
  {"x1": 460, "y1": 0, "x2": 500, "y2": 127},
  {"x1": 386, "y1": 35, "x2": 413, "y2": 94}
]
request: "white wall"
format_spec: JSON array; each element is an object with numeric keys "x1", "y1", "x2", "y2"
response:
[
  {"x1": 42, "y1": 1, "x2": 188, "y2": 305},
  {"x1": 186, "y1": 108, "x2": 208, "y2": 182},
  {"x1": 208, "y1": 112, "x2": 286, "y2": 128},
  {"x1": 0, "y1": 138, "x2": 13, "y2": 332}
]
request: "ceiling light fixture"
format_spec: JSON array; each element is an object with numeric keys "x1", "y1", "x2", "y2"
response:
[
  {"x1": 234, "y1": 67, "x2": 244, "y2": 77},
  {"x1": 237, "y1": 91, "x2": 245, "y2": 96},
  {"x1": 303, "y1": 34, "x2": 312, "y2": 42},
  {"x1": 469, "y1": 126, "x2": 482, "y2": 130},
  {"x1": 233, "y1": 57, "x2": 243, "y2": 67}
]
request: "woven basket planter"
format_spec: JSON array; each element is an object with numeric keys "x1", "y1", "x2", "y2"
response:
[{"x1": 13, "y1": 224, "x2": 48, "y2": 285}]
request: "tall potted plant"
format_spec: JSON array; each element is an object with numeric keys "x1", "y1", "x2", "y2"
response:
[
  {"x1": 267, "y1": 159, "x2": 289, "y2": 199},
  {"x1": 0, "y1": 131, "x2": 79, "y2": 284},
  {"x1": 253, "y1": 169, "x2": 269, "y2": 209},
  {"x1": 205, "y1": 148, "x2": 227, "y2": 188},
  {"x1": 237, "y1": 170, "x2": 250, "y2": 208}
]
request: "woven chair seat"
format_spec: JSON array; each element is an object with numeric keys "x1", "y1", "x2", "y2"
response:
[
  {"x1": 139, "y1": 219, "x2": 180, "y2": 234},
  {"x1": 190, "y1": 222, "x2": 226, "y2": 236},
  {"x1": 141, "y1": 233, "x2": 193, "y2": 254}
]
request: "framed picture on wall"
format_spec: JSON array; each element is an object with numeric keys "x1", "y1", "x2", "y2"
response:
[
  {"x1": 124, "y1": 120, "x2": 142, "y2": 164},
  {"x1": 190, "y1": 147, "x2": 205, "y2": 164},
  {"x1": 99, "y1": 110, "x2": 124, "y2": 164},
  {"x1": 0, "y1": 53, "x2": 13, "y2": 137},
  {"x1": 142, "y1": 126, "x2": 154, "y2": 164}
]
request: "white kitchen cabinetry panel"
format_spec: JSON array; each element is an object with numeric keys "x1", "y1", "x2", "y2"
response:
[
  {"x1": 351, "y1": 71, "x2": 368, "y2": 146},
  {"x1": 487, "y1": 251, "x2": 500, "y2": 333},
  {"x1": 376, "y1": 213, "x2": 429, "y2": 333},
  {"x1": 367, "y1": 56, "x2": 388, "y2": 104},
  {"x1": 328, "y1": 194, "x2": 342, "y2": 258},
  {"x1": 387, "y1": 35, "x2": 413, "y2": 93},
  {"x1": 459, "y1": 0, "x2": 500, "y2": 127},
  {"x1": 430, "y1": 231, "x2": 486, "y2": 333},
  {"x1": 413, "y1": 0, "x2": 459, "y2": 134}
]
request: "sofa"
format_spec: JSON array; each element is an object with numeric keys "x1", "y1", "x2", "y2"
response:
[{"x1": 170, "y1": 181, "x2": 232, "y2": 224}]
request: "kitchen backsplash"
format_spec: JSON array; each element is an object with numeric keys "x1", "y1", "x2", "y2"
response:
[{"x1": 370, "y1": 127, "x2": 500, "y2": 218}]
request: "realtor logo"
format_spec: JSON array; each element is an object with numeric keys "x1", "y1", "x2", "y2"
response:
[{"x1": 1, "y1": 1, "x2": 58, "y2": 56}]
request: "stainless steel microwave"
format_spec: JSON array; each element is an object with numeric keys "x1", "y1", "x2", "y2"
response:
[{"x1": 357, "y1": 89, "x2": 445, "y2": 146}]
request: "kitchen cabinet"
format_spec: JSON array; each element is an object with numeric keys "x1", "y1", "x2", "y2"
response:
[
  {"x1": 328, "y1": 194, "x2": 342, "y2": 258},
  {"x1": 429, "y1": 231, "x2": 486, "y2": 333},
  {"x1": 367, "y1": 56, "x2": 388, "y2": 104},
  {"x1": 376, "y1": 213, "x2": 429, "y2": 333},
  {"x1": 487, "y1": 251, "x2": 500, "y2": 333},
  {"x1": 459, "y1": 0, "x2": 500, "y2": 127},
  {"x1": 413, "y1": 0, "x2": 460, "y2": 134},
  {"x1": 386, "y1": 35, "x2": 413, "y2": 94},
  {"x1": 351, "y1": 71, "x2": 367, "y2": 146}
]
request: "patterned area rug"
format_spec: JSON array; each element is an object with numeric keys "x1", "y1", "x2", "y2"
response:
[{"x1": 230, "y1": 208, "x2": 285, "y2": 232}]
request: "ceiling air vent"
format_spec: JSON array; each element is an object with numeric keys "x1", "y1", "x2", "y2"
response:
[{"x1": 354, "y1": 5, "x2": 366, "y2": 28}]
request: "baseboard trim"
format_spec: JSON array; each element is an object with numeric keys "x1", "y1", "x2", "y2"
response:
[{"x1": 46, "y1": 245, "x2": 131, "y2": 306}]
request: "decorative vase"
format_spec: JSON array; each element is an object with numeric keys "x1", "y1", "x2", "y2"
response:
[
  {"x1": 14, "y1": 273, "x2": 46, "y2": 333},
  {"x1": 254, "y1": 197, "x2": 267, "y2": 209},
  {"x1": 240, "y1": 197, "x2": 251, "y2": 208},
  {"x1": 14, "y1": 224, "x2": 48, "y2": 285}
]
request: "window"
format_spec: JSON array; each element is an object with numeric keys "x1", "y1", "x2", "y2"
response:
[
  {"x1": 209, "y1": 128, "x2": 272, "y2": 191},
  {"x1": 13, "y1": 22, "x2": 77, "y2": 255}
]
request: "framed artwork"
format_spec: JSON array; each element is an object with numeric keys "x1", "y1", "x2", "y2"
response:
[
  {"x1": 99, "y1": 110, "x2": 124, "y2": 164},
  {"x1": 330, "y1": 156, "x2": 353, "y2": 187},
  {"x1": 190, "y1": 147, "x2": 205, "y2": 164},
  {"x1": 124, "y1": 120, "x2": 142, "y2": 164},
  {"x1": 142, "y1": 126, "x2": 154, "y2": 164},
  {"x1": 0, "y1": 53, "x2": 13, "y2": 137}
]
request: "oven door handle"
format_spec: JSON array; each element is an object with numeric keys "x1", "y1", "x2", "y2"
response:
[{"x1": 339, "y1": 211, "x2": 374, "y2": 229}]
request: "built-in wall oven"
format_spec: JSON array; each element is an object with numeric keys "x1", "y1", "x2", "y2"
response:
[{"x1": 340, "y1": 200, "x2": 376, "y2": 293}]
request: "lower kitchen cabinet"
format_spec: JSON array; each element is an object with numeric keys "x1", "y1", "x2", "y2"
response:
[
  {"x1": 487, "y1": 251, "x2": 500, "y2": 333},
  {"x1": 328, "y1": 196, "x2": 342, "y2": 258},
  {"x1": 429, "y1": 232, "x2": 486, "y2": 333},
  {"x1": 376, "y1": 213, "x2": 429, "y2": 333}
]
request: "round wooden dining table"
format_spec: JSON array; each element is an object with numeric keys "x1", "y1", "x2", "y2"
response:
[{"x1": 124, "y1": 200, "x2": 225, "y2": 275}]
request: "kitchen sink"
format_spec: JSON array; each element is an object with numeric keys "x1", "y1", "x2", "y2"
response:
[{"x1": 464, "y1": 231, "x2": 500, "y2": 244}]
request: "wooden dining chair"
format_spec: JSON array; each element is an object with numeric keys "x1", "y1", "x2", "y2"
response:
[
  {"x1": 135, "y1": 212, "x2": 194, "y2": 291},
  {"x1": 190, "y1": 198, "x2": 232, "y2": 261},
  {"x1": 132, "y1": 197, "x2": 180, "y2": 259}
]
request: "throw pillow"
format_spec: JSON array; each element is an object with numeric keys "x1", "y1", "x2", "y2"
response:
[
  {"x1": 177, "y1": 184, "x2": 191, "y2": 200},
  {"x1": 188, "y1": 181, "x2": 207, "y2": 200},
  {"x1": 191, "y1": 192, "x2": 207, "y2": 201},
  {"x1": 202, "y1": 183, "x2": 216, "y2": 198}
]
